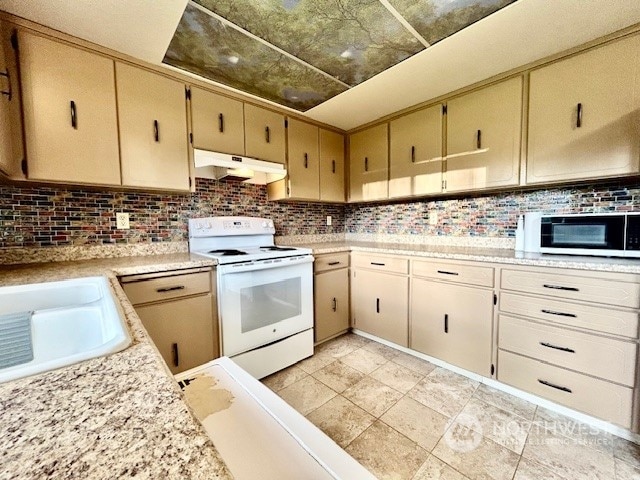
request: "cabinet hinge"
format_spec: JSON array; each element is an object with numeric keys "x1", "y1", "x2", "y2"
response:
[
  {"x1": 493, "y1": 294, "x2": 497, "y2": 305},
  {"x1": 284, "y1": 118, "x2": 288, "y2": 128},
  {"x1": 20, "y1": 159, "x2": 27, "y2": 176},
  {"x1": 441, "y1": 179, "x2": 446, "y2": 190},
  {"x1": 442, "y1": 104, "x2": 447, "y2": 115},
  {"x1": 189, "y1": 132, "x2": 193, "y2": 144},
  {"x1": 490, "y1": 364, "x2": 495, "y2": 375},
  {"x1": 10, "y1": 31, "x2": 18, "y2": 51},
  {"x1": 185, "y1": 87, "x2": 191, "y2": 100}
]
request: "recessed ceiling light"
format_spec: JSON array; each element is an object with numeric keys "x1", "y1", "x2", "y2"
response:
[
  {"x1": 340, "y1": 49, "x2": 353, "y2": 59},
  {"x1": 228, "y1": 55, "x2": 240, "y2": 64}
]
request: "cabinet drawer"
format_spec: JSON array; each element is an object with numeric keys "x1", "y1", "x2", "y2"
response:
[
  {"x1": 351, "y1": 253, "x2": 408, "y2": 275},
  {"x1": 500, "y1": 291, "x2": 639, "y2": 338},
  {"x1": 499, "y1": 315, "x2": 637, "y2": 387},
  {"x1": 498, "y1": 350, "x2": 633, "y2": 428},
  {"x1": 412, "y1": 259, "x2": 494, "y2": 287},
  {"x1": 122, "y1": 271, "x2": 210, "y2": 305},
  {"x1": 501, "y1": 269, "x2": 640, "y2": 308},
  {"x1": 314, "y1": 253, "x2": 350, "y2": 273}
]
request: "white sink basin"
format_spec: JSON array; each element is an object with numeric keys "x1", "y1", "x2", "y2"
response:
[{"x1": 0, "y1": 276, "x2": 131, "y2": 383}]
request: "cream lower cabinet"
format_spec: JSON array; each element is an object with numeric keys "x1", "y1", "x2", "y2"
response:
[
  {"x1": 349, "y1": 124, "x2": 389, "y2": 202},
  {"x1": 314, "y1": 253, "x2": 350, "y2": 343},
  {"x1": 351, "y1": 253, "x2": 408, "y2": 346},
  {"x1": 410, "y1": 260, "x2": 494, "y2": 377},
  {"x1": 121, "y1": 268, "x2": 219, "y2": 375}
]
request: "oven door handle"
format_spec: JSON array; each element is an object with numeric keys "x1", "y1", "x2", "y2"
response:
[{"x1": 218, "y1": 255, "x2": 314, "y2": 274}]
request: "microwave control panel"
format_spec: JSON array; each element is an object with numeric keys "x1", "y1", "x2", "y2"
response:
[{"x1": 627, "y1": 216, "x2": 640, "y2": 250}]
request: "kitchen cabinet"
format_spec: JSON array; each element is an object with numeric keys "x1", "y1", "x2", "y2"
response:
[
  {"x1": 445, "y1": 76, "x2": 522, "y2": 192},
  {"x1": 244, "y1": 103, "x2": 285, "y2": 164},
  {"x1": 18, "y1": 31, "x2": 121, "y2": 185},
  {"x1": 319, "y1": 129, "x2": 345, "y2": 202},
  {"x1": 121, "y1": 268, "x2": 219, "y2": 375},
  {"x1": 287, "y1": 118, "x2": 319, "y2": 199},
  {"x1": 349, "y1": 123, "x2": 389, "y2": 202},
  {"x1": 314, "y1": 253, "x2": 350, "y2": 343},
  {"x1": 527, "y1": 34, "x2": 640, "y2": 184},
  {"x1": 389, "y1": 105, "x2": 443, "y2": 198},
  {"x1": 410, "y1": 259, "x2": 494, "y2": 376},
  {"x1": 0, "y1": 22, "x2": 22, "y2": 177},
  {"x1": 116, "y1": 62, "x2": 190, "y2": 191},
  {"x1": 190, "y1": 87, "x2": 245, "y2": 155},
  {"x1": 351, "y1": 253, "x2": 408, "y2": 346}
]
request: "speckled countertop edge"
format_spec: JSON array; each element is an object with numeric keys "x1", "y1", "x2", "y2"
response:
[{"x1": 0, "y1": 253, "x2": 233, "y2": 480}]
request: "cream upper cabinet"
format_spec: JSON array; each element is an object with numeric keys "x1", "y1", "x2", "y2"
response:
[
  {"x1": 445, "y1": 76, "x2": 522, "y2": 192},
  {"x1": 244, "y1": 104, "x2": 285, "y2": 164},
  {"x1": 18, "y1": 32, "x2": 120, "y2": 185},
  {"x1": 0, "y1": 23, "x2": 22, "y2": 178},
  {"x1": 116, "y1": 62, "x2": 190, "y2": 191},
  {"x1": 389, "y1": 105, "x2": 443, "y2": 198},
  {"x1": 349, "y1": 123, "x2": 389, "y2": 202},
  {"x1": 190, "y1": 87, "x2": 244, "y2": 155},
  {"x1": 319, "y1": 129, "x2": 345, "y2": 202},
  {"x1": 287, "y1": 118, "x2": 319, "y2": 199},
  {"x1": 527, "y1": 35, "x2": 640, "y2": 184}
]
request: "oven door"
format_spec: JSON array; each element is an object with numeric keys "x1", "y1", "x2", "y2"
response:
[{"x1": 217, "y1": 255, "x2": 314, "y2": 357}]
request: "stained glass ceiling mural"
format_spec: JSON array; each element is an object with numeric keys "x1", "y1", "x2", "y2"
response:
[{"x1": 163, "y1": 0, "x2": 517, "y2": 112}]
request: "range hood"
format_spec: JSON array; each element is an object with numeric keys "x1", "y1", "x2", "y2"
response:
[{"x1": 194, "y1": 149, "x2": 286, "y2": 184}]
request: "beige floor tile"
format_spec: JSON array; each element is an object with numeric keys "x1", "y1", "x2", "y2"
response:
[
  {"x1": 340, "y1": 347, "x2": 388, "y2": 374},
  {"x1": 472, "y1": 383, "x2": 537, "y2": 420},
  {"x1": 277, "y1": 375, "x2": 337, "y2": 416},
  {"x1": 408, "y1": 368, "x2": 478, "y2": 418},
  {"x1": 432, "y1": 429, "x2": 520, "y2": 480},
  {"x1": 312, "y1": 361, "x2": 365, "y2": 393},
  {"x1": 614, "y1": 436, "x2": 640, "y2": 470},
  {"x1": 343, "y1": 376, "x2": 404, "y2": 418},
  {"x1": 346, "y1": 420, "x2": 429, "y2": 480},
  {"x1": 513, "y1": 457, "x2": 565, "y2": 480},
  {"x1": 522, "y1": 423, "x2": 616, "y2": 480},
  {"x1": 306, "y1": 396, "x2": 375, "y2": 448},
  {"x1": 412, "y1": 455, "x2": 470, "y2": 480},
  {"x1": 296, "y1": 352, "x2": 336, "y2": 374},
  {"x1": 341, "y1": 332, "x2": 372, "y2": 347},
  {"x1": 458, "y1": 396, "x2": 531, "y2": 454},
  {"x1": 363, "y1": 340, "x2": 402, "y2": 360},
  {"x1": 615, "y1": 457, "x2": 640, "y2": 480},
  {"x1": 261, "y1": 365, "x2": 308, "y2": 392},
  {"x1": 392, "y1": 352, "x2": 438, "y2": 376},
  {"x1": 381, "y1": 396, "x2": 449, "y2": 450},
  {"x1": 370, "y1": 361, "x2": 424, "y2": 394},
  {"x1": 315, "y1": 334, "x2": 364, "y2": 358}
]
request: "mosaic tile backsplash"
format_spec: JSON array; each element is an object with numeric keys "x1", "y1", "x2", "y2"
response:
[{"x1": 0, "y1": 178, "x2": 345, "y2": 249}]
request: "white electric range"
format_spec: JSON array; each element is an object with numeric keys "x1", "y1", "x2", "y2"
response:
[{"x1": 188, "y1": 216, "x2": 314, "y2": 378}]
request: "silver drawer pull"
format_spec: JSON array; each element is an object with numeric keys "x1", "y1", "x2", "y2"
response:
[
  {"x1": 156, "y1": 285, "x2": 186, "y2": 293},
  {"x1": 328, "y1": 261, "x2": 341, "y2": 266},
  {"x1": 371, "y1": 262, "x2": 385, "y2": 266},
  {"x1": 541, "y1": 309, "x2": 577, "y2": 318},
  {"x1": 437, "y1": 270, "x2": 459, "y2": 276},
  {"x1": 538, "y1": 379, "x2": 572, "y2": 393},
  {"x1": 540, "y1": 341, "x2": 575, "y2": 353},
  {"x1": 543, "y1": 284, "x2": 579, "y2": 292}
]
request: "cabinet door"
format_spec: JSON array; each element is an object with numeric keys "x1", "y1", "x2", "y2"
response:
[
  {"x1": 389, "y1": 106, "x2": 443, "y2": 198},
  {"x1": 136, "y1": 294, "x2": 217, "y2": 374},
  {"x1": 527, "y1": 35, "x2": 640, "y2": 184},
  {"x1": 116, "y1": 62, "x2": 190, "y2": 190},
  {"x1": 411, "y1": 278, "x2": 493, "y2": 376},
  {"x1": 349, "y1": 123, "x2": 389, "y2": 202},
  {"x1": 190, "y1": 87, "x2": 244, "y2": 155},
  {"x1": 446, "y1": 76, "x2": 522, "y2": 192},
  {"x1": 19, "y1": 32, "x2": 120, "y2": 185},
  {"x1": 314, "y1": 268, "x2": 349, "y2": 343},
  {"x1": 244, "y1": 104, "x2": 285, "y2": 164},
  {"x1": 319, "y1": 129, "x2": 345, "y2": 202},
  {"x1": 0, "y1": 23, "x2": 22, "y2": 177},
  {"x1": 352, "y1": 269, "x2": 408, "y2": 346},
  {"x1": 287, "y1": 118, "x2": 319, "y2": 199}
]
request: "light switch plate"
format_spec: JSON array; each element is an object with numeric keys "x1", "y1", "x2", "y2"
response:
[
  {"x1": 429, "y1": 211, "x2": 438, "y2": 226},
  {"x1": 326, "y1": 216, "x2": 332, "y2": 226},
  {"x1": 116, "y1": 212, "x2": 130, "y2": 229}
]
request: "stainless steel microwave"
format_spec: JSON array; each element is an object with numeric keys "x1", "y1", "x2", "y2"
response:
[{"x1": 517, "y1": 212, "x2": 640, "y2": 258}]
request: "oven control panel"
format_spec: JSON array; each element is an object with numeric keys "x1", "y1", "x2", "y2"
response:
[{"x1": 189, "y1": 216, "x2": 275, "y2": 237}]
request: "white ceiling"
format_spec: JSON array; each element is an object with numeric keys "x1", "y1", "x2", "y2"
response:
[{"x1": 1, "y1": 0, "x2": 639, "y2": 131}]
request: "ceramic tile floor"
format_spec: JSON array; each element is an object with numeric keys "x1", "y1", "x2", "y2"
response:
[{"x1": 262, "y1": 333, "x2": 640, "y2": 480}]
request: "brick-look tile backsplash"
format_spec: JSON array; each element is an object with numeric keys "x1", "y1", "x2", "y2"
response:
[
  {"x1": 0, "y1": 178, "x2": 345, "y2": 248},
  {"x1": 346, "y1": 180, "x2": 640, "y2": 237}
]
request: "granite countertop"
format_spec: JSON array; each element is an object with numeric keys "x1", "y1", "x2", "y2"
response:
[
  {"x1": 0, "y1": 253, "x2": 234, "y2": 480},
  {"x1": 300, "y1": 241, "x2": 640, "y2": 274}
]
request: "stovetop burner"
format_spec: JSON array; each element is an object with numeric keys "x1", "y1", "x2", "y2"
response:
[
  {"x1": 260, "y1": 246, "x2": 297, "y2": 251},
  {"x1": 207, "y1": 249, "x2": 248, "y2": 256}
]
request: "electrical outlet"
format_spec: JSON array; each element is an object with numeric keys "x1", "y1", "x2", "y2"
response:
[
  {"x1": 429, "y1": 211, "x2": 438, "y2": 226},
  {"x1": 116, "y1": 212, "x2": 130, "y2": 230},
  {"x1": 326, "y1": 215, "x2": 332, "y2": 226}
]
